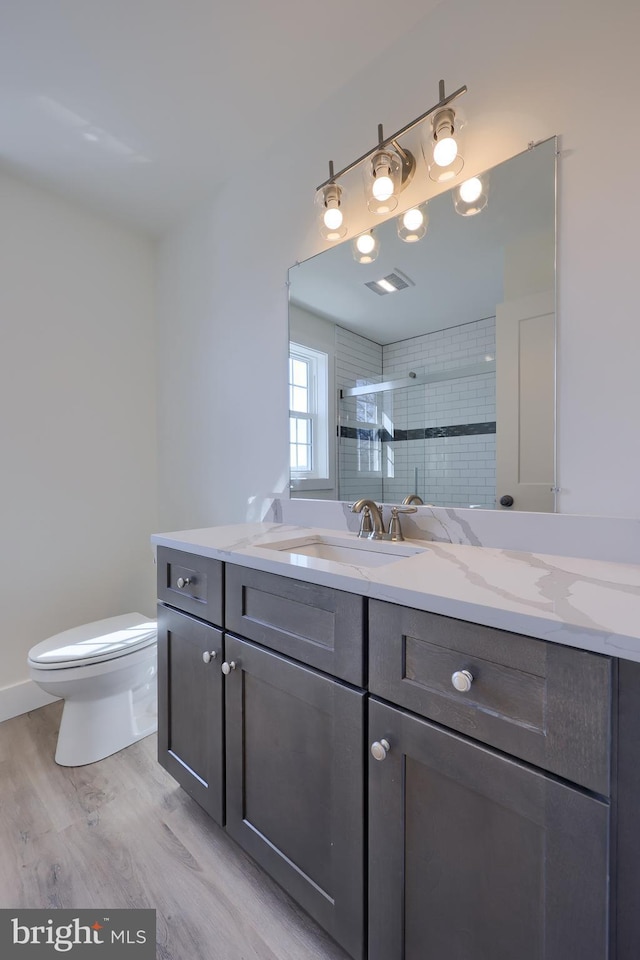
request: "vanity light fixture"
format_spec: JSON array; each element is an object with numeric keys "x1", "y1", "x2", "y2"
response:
[
  {"x1": 352, "y1": 230, "x2": 379, "y2": 264},
  {"x1": 397, "y1": 203, "x2": 429, "y2": 242},
  {"x1": 454, "y1": 174, "x2": 489, "y2": 216},
  {"x1": 315, "y1": 79, "x2": 467, "y2": 239},
  {"x1": 315, "y1": 162, "x2": 347, "y2": 241}
]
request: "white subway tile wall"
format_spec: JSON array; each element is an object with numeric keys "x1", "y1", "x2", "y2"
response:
[
  {"x1": 384, "y1": 434, "x2": 497, "y2": 508},
  {"x1": 336, "y1": 318, "x2": 496, "y2": 507}
]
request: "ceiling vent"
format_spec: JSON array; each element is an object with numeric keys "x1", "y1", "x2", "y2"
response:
[{"x1": 365, "y1": 269, "x2": 415, "y2": 295}]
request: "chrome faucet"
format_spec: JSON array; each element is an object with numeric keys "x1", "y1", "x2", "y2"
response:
[{"x1": 351, "y1": 499, "x2": 385, "y2": 539}]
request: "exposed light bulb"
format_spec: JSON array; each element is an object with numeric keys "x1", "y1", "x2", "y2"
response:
[
  {"x1": 454, "y1": 174, "x2": 488, "y2": 216},
  {"x1": 372, "y1": 173, "x2": 394, "y2": 201},
  {"x1": 433, "y1": 136, "x2": 458, "y2": 167},
  {"x1": 323, "y1": 205, "x2": 343, "y2": 230},
  {"x1": 402, "y1": 208, "x2": 424, "y2": 231},
  {"x1": 316, "y1": 180, "x2": 347, "y2": 240},
  {"x1": 371, "y1": 149, "x2": 396, "y2": 202},
  {"x1": 459, "y1": 177, "x2": 483, "y2": 203},
  {"x1": 352, "y1": 227, "x2": 378, "y2": 263},
  {"x1": 356, "y1": 233, "x2": 376, "y2": 254},
  {"x1": 398, "y1": 204, "x2": 428, "y2": 243}
]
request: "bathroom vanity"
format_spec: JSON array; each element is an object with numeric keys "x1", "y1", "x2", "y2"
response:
[{"x1": 152, "y1": 521, "x2": 640, "y2": 960}]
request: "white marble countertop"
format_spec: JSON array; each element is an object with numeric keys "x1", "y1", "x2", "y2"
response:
[{"x1": 152, "y1": 522, "x2": 640, "y2": 663}]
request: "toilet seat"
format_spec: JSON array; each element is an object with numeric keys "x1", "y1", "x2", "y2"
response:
[{"x1": 28, "y1": 613, "x2": 157, "y2": 670}]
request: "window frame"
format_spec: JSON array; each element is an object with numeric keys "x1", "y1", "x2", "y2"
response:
[{"x1": 289, "y1": 341, "x2": 332, "y2": 490}]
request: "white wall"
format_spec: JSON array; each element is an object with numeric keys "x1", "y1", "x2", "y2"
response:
[
  {"x1": 156, "y1": 0, "x2": 640, "y2": 528},
  {"x1": 156, "y1": 165, "x2": 294, "y2": 530},
  {"x1": 0, "y1": 170, "x2": 157, "y2": 715}
]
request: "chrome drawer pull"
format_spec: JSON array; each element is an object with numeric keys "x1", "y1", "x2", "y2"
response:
[
  {"x1": 221, "y1": 661, "x2": 237, "y2": 675},
  {"x1": 176, "y1": 576, "x2": 192, "y2": 589},
  {"x1": 451, "y1": 669, "x2": 474, "y2": 693},
  {"x1": 371, "y1": 739, "x2": 391, "y2": 761}
]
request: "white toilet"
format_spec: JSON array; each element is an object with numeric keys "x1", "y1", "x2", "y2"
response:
[{"x1": 28, "y1": 613, "x2": 158, "y2": 767}]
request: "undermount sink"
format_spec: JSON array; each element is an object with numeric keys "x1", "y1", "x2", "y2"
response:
[{"x1": 255, "y1": 534, "x2": 427, "y2": 568}]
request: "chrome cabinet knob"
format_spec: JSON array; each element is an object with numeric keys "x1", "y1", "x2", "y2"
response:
[
  {"x1": 371, "y1": 739, "x2": 391, "y2": 761},
  {"x1": 202, "y1": 651, "x2": 217, "y2": 664},
  {"x1": 221, "y1": 661, "x2": 237, "y2": 675},
  {"x1": 451, "y1": 669, "x2": 474, "y2": 692},
  {"x1": 176, "y1": 576, "x2": 192, "y2": 589}
]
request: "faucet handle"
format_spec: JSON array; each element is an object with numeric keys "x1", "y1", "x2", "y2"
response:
[
  {"x1": 388, "y1": 506, "x2": 403, "y2": 541},
  {"x1": 358, "y1": 505, "x2": 374, "y2": 538},
  {"x1": 387, "y1": 504, "x2": 418, "y2": 541}
]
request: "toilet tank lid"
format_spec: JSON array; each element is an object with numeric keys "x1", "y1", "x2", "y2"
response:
[{"x1": 28, "y1": 613, "x2": 157, "y2": 666}]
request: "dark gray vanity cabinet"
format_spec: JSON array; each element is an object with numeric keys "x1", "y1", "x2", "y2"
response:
[
  {"x1": 156, "y1": 547, "x2": 225, "y2": 824},
  {"x1": 223, "y1": 632, "x2": 365, "y2": 960},
  {"x1": 155, "y1": 546, "x2": 639, "y2": 960},
  {"x1": 368, "y1": 600, "x2": 613, "y2": 960}
]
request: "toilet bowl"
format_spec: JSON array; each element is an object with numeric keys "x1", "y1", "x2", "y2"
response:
[{"x1": 28, "y1": 613, "x2": 157, "y2": 767}]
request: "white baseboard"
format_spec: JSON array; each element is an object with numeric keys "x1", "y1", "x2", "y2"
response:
[{"x1": 0, "y1": 680, "x2": 60, "y2": 724}]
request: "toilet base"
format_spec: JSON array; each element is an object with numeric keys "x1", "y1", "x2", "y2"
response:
[
  {"x1": 55, "y1": 682, "x2": 157, "y2": 766},
  {"x1": 28, "y1": 614, "x2": 158, "y2": 767}
]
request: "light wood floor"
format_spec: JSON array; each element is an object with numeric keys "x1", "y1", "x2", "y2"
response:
[{"x1": 0, "y1": 703, "x2": 350, "y2": 960}]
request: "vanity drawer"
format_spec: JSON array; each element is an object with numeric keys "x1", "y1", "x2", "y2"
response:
[
  {"x1": 369, "y1": 600, "x2": 612, "y2": 795},
  {"x1": 157, "y1": 546, "x2": 223, "y2": 626},
  {"x1": 225, "y1": 565, "x2": 365, "y2": 686}
]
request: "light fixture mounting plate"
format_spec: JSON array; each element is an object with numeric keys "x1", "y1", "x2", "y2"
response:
[{"x1": 394, "y1": 142, "x2": 416, "y2": 189}]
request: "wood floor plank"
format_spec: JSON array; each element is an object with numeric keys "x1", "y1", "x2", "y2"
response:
[{"x1": 0, "y1": 703, "x2": 350, "y2": 960}]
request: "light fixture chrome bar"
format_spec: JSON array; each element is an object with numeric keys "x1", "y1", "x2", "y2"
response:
[
  {"x1": 340, "y1": 361, "x2": 495, "y2": 398},
  {"x1": 317, "y1": 80, "x2": 467, "y2": 190}
]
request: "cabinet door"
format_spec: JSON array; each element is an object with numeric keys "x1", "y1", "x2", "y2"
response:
[
  {"x1": 157, "y1": 605, "x2": 224, "y2": 824},
  {"x1": 224, "y1": 634, "x2": 365, "y2": 960},
  {"x1": 369, "y1": 697, "x2": 609, "y2": 960}
]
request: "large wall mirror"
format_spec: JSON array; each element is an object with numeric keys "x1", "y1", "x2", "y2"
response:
[{"x1": 288, "y1": 136, "x2": 557, "y2": 511}]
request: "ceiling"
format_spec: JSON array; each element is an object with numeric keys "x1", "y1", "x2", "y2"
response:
[{"x1": 0, "y1": 0, "x2": 444, "y2": 236}]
